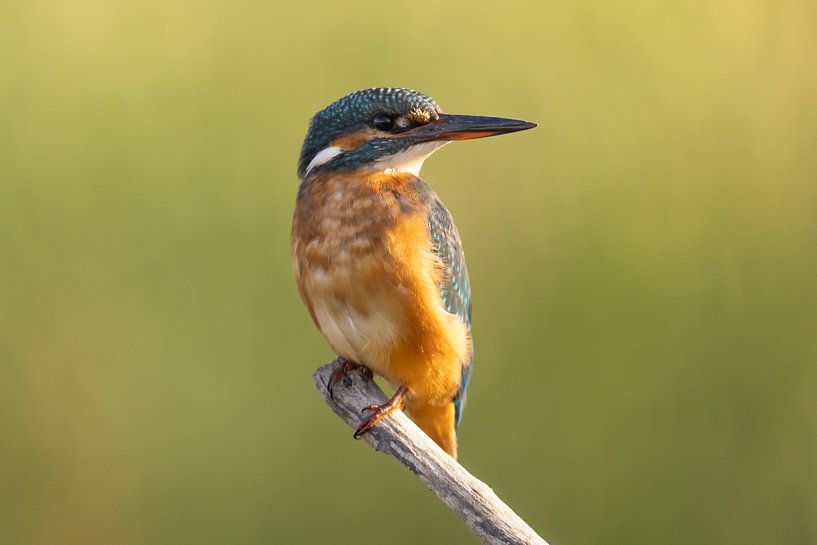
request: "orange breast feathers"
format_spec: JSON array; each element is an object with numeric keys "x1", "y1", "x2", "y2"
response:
[{"x1": 291, "y1": 171, "x2": 471, "y2": 407}]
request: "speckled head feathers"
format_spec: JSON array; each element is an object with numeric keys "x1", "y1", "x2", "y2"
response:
[{"x1": 298, "y1": 88, "x2": 442, "y2": 178}]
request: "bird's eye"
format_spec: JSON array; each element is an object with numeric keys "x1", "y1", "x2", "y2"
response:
[{"x1": 372, "y1": 114, "x2": 395, "y2": 131}]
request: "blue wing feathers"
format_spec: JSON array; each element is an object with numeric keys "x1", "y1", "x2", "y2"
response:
[{"x1": 427, "y1": 198, "x2": 473, "y2": 429}]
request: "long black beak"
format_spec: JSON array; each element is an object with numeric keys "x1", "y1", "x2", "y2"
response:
[{"x1": 409, "y1": 113, "x2": 537, "y2": 143}]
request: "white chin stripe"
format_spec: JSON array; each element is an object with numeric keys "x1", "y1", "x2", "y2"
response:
[
  {"x1": 373, "y1": 141, "x2": 449, "y2": 176},
  {"x1": 303, "y1": 145, "x2": 343, "y2": 177}
]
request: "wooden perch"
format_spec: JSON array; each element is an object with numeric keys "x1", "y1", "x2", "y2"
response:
[{"x1": 313, "y1": 359, "x2": 550, "y2": 545}]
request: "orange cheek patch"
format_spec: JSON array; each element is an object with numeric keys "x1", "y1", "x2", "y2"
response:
[{"x1": 331, "y1": 129, "x2": 377, "y2": 151}]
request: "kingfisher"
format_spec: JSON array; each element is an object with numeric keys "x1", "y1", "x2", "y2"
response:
[{"x1": 291, "y1": 88, "x2": 535, "y2": 458}]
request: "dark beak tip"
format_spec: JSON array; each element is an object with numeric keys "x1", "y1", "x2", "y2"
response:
[
  {"x1": 499, "y1": 119, "x2": 537, "y2": 135},
  {"x1": 473, "y1": 115, "x2": 537, "y2": 134}
]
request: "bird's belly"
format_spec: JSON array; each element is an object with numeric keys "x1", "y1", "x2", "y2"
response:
[
  {"x1": 297, "y1": 235, "x2": 468, "y2": 402},
  {"x1": 307, "y1": 257, "x2": 407, "y2": 375}
]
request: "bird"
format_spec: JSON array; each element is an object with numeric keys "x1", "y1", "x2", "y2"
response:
[{"x1": 291, "y1": 88, "x2": 535, "y2": 458}]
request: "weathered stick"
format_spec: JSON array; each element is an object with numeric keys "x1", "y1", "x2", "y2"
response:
[{"x1": 313, "y1": 359, "x2": 550, "y2": 545}]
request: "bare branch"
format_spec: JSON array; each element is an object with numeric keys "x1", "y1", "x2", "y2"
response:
[{"x1": 313, "y1": 359, "x2": 550, "y2": 545}]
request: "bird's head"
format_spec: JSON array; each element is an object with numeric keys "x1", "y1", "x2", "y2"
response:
[{"x1": 297, "y1": 87, "x2": 536, "y2": 180}]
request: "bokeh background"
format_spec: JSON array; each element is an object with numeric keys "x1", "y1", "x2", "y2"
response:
[{"x1": 2, "y1": 0, "x2": 816, "y2": 543}]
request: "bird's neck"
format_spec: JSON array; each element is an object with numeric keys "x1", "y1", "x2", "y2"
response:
[
  {"x1": 299, "y1": 168, "x2": 420, "y2": 197},
  {"x1": 371, "y1": 141, "x2": 449, "y2": 176}
]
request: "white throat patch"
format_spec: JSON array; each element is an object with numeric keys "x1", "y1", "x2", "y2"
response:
[{"x1": 373, "y1": 141, "x2": 450, "y2": 176}]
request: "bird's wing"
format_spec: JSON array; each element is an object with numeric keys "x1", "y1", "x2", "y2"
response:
[{"x1": 428, "y1": 198, "x2": 473, "y2": 429}]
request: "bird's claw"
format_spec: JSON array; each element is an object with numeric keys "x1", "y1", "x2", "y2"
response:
[
  {"x1": 353, "y1": 385, "x2": 408, "y2": 439},
  {"x1": 327, "y1": 358, "x2": 362, "y2": 400}
]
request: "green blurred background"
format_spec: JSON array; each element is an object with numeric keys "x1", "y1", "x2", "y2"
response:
[{"x1": 2, "y1": 0, "x2": 816, "y2": 543}]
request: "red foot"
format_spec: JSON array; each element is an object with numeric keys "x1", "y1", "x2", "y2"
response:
[{"x1": 354, "y1": 385, "x2": 409, "y2": 439}]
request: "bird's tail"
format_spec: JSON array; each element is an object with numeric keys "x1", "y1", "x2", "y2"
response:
[{"x1": 405, "y1": 398, "x2": 458, "y2": 459}]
